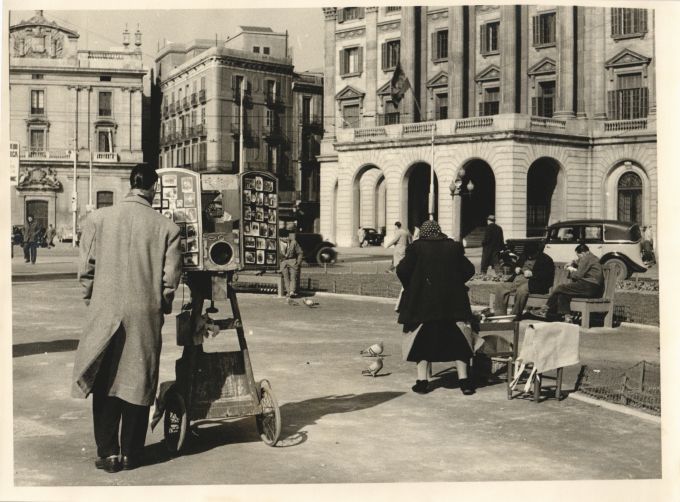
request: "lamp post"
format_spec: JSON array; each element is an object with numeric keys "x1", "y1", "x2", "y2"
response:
[{"x1": 449, "y1": 168, "x2": 474, "y2": 242}]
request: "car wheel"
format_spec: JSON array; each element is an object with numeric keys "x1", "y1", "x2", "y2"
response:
[
  {"x1": 315, "y1": 246, "x2": 337, "y2": 265},
  {"x1": 604, "y1": 258, "x2": 628, "y2": 281}
]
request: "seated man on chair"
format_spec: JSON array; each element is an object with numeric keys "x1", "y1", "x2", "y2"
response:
[
  {"x1": 493, "y1": 241, "x2": 555, "y2": 320},
  {"x1": 535, "y1": 243, "x2": 604, "y2": 323}
]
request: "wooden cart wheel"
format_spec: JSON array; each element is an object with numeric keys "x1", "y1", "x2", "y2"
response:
[
  {"x1": 256, "y1": 380, "x2": 281, "y2": 446},
  {"x1": 164, "y1": 390, "x2": 187, "y2": 454}
]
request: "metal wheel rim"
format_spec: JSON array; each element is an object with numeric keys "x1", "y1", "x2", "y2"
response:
[{"x1": 256, "y1": 383, "x2": 281, "y2": 446}]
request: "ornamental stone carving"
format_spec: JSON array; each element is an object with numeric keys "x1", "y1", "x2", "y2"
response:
[
  {"x1": 17, "y1": 167, "x2": 62, "y2": 191},
  {"x1": 336, "y1": 28, "x2": 366, "y2": 40}
]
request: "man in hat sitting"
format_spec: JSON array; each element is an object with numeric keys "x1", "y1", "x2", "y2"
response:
[
  {"x1": 493, "y1": 241, "x2": 555, "y2": 320},
  {"x1": 481, "y1": 215, "x2": 504, "y2": 274}
]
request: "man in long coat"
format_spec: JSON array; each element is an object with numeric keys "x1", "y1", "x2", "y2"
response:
[
  {"x1": 481, "y1": 214, "x2": 504, "y2": 274},
  {"x1": 72, "y1": 164, "x2": 182, "y2": 473},
  {"x1": 384, "y1": 221, "x2": 412, "y2": 271}
]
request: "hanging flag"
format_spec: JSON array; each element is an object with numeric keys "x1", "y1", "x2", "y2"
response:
[{"x1": 390, "y1": 61, "x2": 411, "y2": 105}]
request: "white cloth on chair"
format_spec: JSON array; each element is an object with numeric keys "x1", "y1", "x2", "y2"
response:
[{"x1": 510, "y1": 322, "x2": 580, "y2": 392}]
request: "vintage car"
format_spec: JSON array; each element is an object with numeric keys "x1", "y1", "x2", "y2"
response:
[
  {"x1": 361, "y1": 227, "x2": 385, "y2": 247},
  {"x1": 505, "y1": 219, "x2": 647, "y2": 280}
]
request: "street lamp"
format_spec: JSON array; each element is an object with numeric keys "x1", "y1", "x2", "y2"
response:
[{"x1": 449, "y1": 168, "x2": 475, "y2": 242}]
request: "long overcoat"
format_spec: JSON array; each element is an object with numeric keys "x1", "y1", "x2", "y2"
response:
[
  {"x1": 481, "y1": 222, "x2": 505, "y2": 268},
  {"x1": 72, "y1": 193, "x2": 182, "y2": 406},
  {"x1": 396, "y1": 238, "x2": 475, "y2": 325}
]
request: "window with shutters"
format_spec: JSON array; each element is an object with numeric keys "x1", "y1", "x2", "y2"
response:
[
  {"x1": 381, "y1": 39, "x2": 400, "y2": 71},
  {"x1": 533, "y1": 12, "x2": 556, "y2": 47},
  {"x1": 480, "y1": 21, "x2": 499, "y2": 55},
  {"x1": 98, "y1": 91, "x2": 112, "y2": 117},
  {"x1": 29, "y1": 128, "x2": 46, "y2": 150},
  {"x1": 342, "y1": 104, "x2": 360, "y2": 128},
  {"x1": 339, "y1": 46, "x2": 363, "y2": 76},
  {"x1": 479, "y1": 87, "x2": 500, "y2": 116},
  {"x1": 97, "y1": 191, "x2": 114, "y2": 209},
  {"x1": 432, "y1": 30, "x2": 448, "y2": 61},
  {"x1": 30, "y1": 89, "x2": 45, "y2": 115},
  {"x1": 378, "y1": 100, "x2": 400, "y2": 125},
  {"x1": 611, "y1": 8, "x2": 648, "y2": 38},
  {"x1": 608, "y1": 72, "x2": 648, "y2": 120},
  {"x1": 531, "y1": 80, "x2": 555, "y2": 117},
  {"x1": 338, "y1": 8, "x2": 365, "y2": 23}
]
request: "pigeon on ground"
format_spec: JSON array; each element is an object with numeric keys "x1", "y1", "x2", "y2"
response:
[
  {"x1": 362, "y1": 356, "x2": 384, "y2": 377},
  {"x1": 360, "y1": 341, "x2": 384, "y2": 357},
  {"x1": 302, "y1": 298, "x2": 319, "y2": 308}
]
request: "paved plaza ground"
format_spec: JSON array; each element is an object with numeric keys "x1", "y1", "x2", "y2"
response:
[{"x1": 9, "y1": 272, "x2": 662, "y2": 489}]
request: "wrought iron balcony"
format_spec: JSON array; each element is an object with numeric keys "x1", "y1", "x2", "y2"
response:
[
  {"x1": 265, "y1": 91, "x2": 284, "y2": 108},
  {"x1": 199, "y1": 89, "x2": 206, "y2": 103},
  {"x1": 191, "y1": 93, "x2": 198, "y2": 106}
]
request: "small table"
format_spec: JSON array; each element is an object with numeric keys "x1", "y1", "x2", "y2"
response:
[{"x1": 478, "y1": 320, "x2": 520, "y2": 399}]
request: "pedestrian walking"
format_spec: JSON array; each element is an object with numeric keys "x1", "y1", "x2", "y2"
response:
[
  {"x1": 280, "y1": 232, "x2": 304, "y2": 298},
  {"x1": 534, "y1": 243, "x2": 604, "y2": 323},
  {"x1": 45, "y1": 224, "x2": 56, "y2": 249},
  {"x1": 396, "y1": 220, "x2": 477, "y2": 395},
  {"x1": 493, "y1": 241, "x2": 554, "y2": 319},
  {"x1": 357, "y1": 226, "x2": 367, "y2": 247},
  {"x1": 641, "y1": 225, "x2": 656, "y2": 265},
  {"x1": 481, "y1": 214, "x2": 504, "y2": 274},
  {"x1": 22, "y1": 215, "x2": 42, "y2": 264},
  {"x1": 72, "y1": 164, "x2": 182, "y2": 473},
  {"x1": 384, "y1": 221, "x2": 412, "y2": 271}
]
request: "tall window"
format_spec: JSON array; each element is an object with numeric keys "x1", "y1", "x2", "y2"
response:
[
  {"x1": 200, "y1": 76, "x2": 206, "y2": 90},
  {"x1": 380, "y1": 100, "x2": 400, "y2": 125},
  {"x1": 267, "y1": 146, "x2": 278, "y2": 172},
  {"x1": 617, "y1": 172, "x2": 642, "y2": 224},
  {"x1": 479, "y1": 87, "x2": 500, "y2": 116},
  {"x1": 381, "y1": 40, "x2": 400, "y2": 70},
  {"x1": 608, "y1": 72, "x2": 648, "y2": 120},
  {"x1": 302, "y1": 97, "x2": 311, "y2": 125},
  {"x1": 342, "y1": 103, "x2": 360, "y2": 128},
  {"x1": 98, "y1": 130, "x2": 113, "y2": 152},
  {"x1": 338, "y1": 7, "x2": 364, "y2": 22},
  {"x1": 611, "y1": 8, "x2": 648, "y2": 38},
  {"x1": 533, "y1": 12, "x2": 556, "y2": 46},
  {"x1": 97, "y1": 191, "x2": 114, "y2": 209},
  {"x1": 29, "y1": 129, "x2": 45, "y2": 150},
  {"x1": 532, "y1": 80, "x2": 555, "y2": 117},
  {"x1": 480, "y1": 21, "x2": 500, "y2": 55},
  {"x1": 200, "y1": 107, "x2": 206, "y2": 124},
  {"x1": 98, "y1": 91, "x2": 112, "y2": 117},
  {"x1": 435, "y1": 93, "x2": 448, "y2": 120},
  {"x1": 433, "y1": 30, "x2": 448, "y2": 60},
  {"x1": 30, "y1": 90, "x2": 44, "y2": 115},
  {"x1": 339, "y1": 47, "x2": 363, "y2": 76}
]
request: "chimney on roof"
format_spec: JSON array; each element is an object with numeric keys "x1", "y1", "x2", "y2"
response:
[
  {"x1": 135, "y1": 24, "x2": 142, "y2": 50},
  {"x1": 36, "y1": 10, "x2": 44, "y2": 17},
  {"x1": 123, "y1": 24, "x2": 130, "y2": 49}
]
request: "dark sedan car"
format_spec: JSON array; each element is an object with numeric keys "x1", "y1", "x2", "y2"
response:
[{"x1": 361, "y1": 227, "x2": 384, "y2": 247}]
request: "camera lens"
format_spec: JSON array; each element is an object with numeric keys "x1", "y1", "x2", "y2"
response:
[{"x1": 209, "y1": 241, "x2": 233, "y2": 266}]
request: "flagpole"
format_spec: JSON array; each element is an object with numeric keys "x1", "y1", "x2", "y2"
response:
[{"x1": 428, "y1": 125, "x2": 435, "y2": 221}]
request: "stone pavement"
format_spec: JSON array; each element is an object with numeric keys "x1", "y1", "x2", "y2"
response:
[{"x1": 10, "y1": 277, "x2": 661, "y2": 487}]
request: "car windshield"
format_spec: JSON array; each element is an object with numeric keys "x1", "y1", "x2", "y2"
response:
[{"x1": 604, "y1": 223, "x2": 641, "y2": 242}]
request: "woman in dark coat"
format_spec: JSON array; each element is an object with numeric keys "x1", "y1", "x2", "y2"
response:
[{"x1": 396, "y1": 220, "x2": 476, "y2": 395}]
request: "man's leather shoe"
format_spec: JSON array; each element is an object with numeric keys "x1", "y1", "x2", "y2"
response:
[
  {"x1": 121, "y1": 455, "x2": 141, "y2": 470},
  {"x1": 95, "y1": 455, "x2": 121, "y2": 473}
]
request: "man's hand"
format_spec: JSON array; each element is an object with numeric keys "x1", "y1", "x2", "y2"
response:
[
  {"x1": 514, "y1": 267, "x2": 522, "y2": 275},
  {"x1": 523, "y1": 270, "x2": 533, "y2": 278}
]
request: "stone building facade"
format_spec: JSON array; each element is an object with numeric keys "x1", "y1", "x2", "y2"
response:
[
  {"x1": 155, "y1": 27, "x2": 298, "y2": 206},
  {"x1": 9, "y1": 11, "x2": 146, "y2": 239},
  {"x1": 319, "y1": 6, "x2": 656, "y2": 247}
]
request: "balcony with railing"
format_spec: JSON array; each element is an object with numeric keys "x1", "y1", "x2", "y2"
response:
[
  {"x1": 265, "y1": 92, "x2": 284, "y2": 108},
  {"x1": 94, "y1": 152, "x2": 119, "y2": 162},
  {"x1": 194, "y1": 123, "x2": 207, "y2": 136},
  {"x1": 233, "y1": 89, "x2": 252, "y2": 106},
  {"x1": 163, "y1": 104, "x2": 169, "y2": 117},
  {"x1": 20, "y1": 149, "x2": 72, "y2": 160},
  {"x1": 182, "y1": 97, "x2": 190, "y2": 110},
  {"x1": 300, "y1": 114, "x2": 324, "y2": 130},
  {"x1": 199, "y1": 89, "x2": 207, "y2": 103},
  {"x1": 191, "y1": 93, "x2": 198, "y2": 106},
  {"x1": 376, "y1": 113, "x2": 401, "y2": 126},
  {"x1": 76, "y1": 50, "x2": 143, "y2": 70},
  {"x1": 168, "y1": 102, "x2": 176, "y2": 115}
]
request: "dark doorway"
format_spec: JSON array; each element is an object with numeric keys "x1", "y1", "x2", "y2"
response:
[
  {"x1": 461, "y1": 160, "x2": 495, "y2": 238},
  {"x1": 407, "y1": 163, "x2": 438, "y2": 232},
  {"x1": 527, "y1": 159, "x2": 560, "y2": 236},
  {"x1": 617, "y1": 172, "x2": 642, "y2": 224},
  {"x1": 26, "y1": 200, "x2": 48, "y2": 231}
]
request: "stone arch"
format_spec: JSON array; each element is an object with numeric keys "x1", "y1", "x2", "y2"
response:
[
  {"x1": 456, "y1": 157, "x2": 496, "y2": 238},
  {"x1": 351, "y1": 163, "x2": 385, "y2": 245},
  {"x1": 401, "y1": 161, "x2": 439, "y2": 232},
  {"x1": 603, "y1": 160, "x2": 651, "y2": 226},
  {"x1": 526, "y1": 156, "x2": 566, "y2": 236}
]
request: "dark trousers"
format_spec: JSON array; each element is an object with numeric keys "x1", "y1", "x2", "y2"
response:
[
  {"x1": 92, "y1": 343, "x2": 150, "y2": 458},
  {"x1": 281, "y1": 259, "x2": 299, "y2": 296},
  {"x1": 494, "y1": 277, "x2": 531, "y2": 315},
  {"x1": 546, "y1": 280, "x2": 602, "y2": 315},
  {"x1": 480, "y1": 249, "x2": 498, "y2": 274},
  {"x1": 23, "y1": 242, "x2": 37, "y2": 263}
]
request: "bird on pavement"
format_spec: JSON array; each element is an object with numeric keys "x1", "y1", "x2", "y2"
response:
[
  {"x1": 362, "y1": 356, "x2": 384, "y2": 377},
  {"x1": 302, "y1": 298, "x2": 319, "y2": 308},
  {"x1": 360, "y1": 341, "x2": 384, "y2": 357}
]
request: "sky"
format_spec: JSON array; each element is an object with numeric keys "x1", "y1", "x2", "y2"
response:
[{"x1": 8, "y1": 8, "x2": 325, "y2": 73}]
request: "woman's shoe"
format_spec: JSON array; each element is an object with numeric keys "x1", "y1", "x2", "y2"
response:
[
  {"x1": 459, "y1": 378, "x2": 475, "y2": 395},
  {"x1": 411, "y1": 380, "x2": 430, "y2": 394}
]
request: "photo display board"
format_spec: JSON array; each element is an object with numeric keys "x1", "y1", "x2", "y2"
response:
[
  {"x1": 154, "y1": 168, "x2": 203, "y2": 270},
  {"x1": 240, "y1": 171, "x2": 279, "y2": 271}
]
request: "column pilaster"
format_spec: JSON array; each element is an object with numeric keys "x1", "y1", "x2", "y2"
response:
[
  {"x1": 364, "y1": 7, "x2": 379, "y2": 127},
  {"x1": 554, "y1": 6, "x2": 575, "y2": 118},
  {"x1": 448, "y1": 6, "x2": 465, "y2": 118},
  {"x1": 500, "y1": 5, "x2": 517, "y2": 114}
]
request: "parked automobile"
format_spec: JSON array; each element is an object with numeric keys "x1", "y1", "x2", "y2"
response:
[
  {"x1": 12, "y1": 225, "x2": 24, "y2": 246},
  {"x1": 361, "y1": 227, "x2": 384, "y2": 247},
  {"x1": 293, "y1": 232, "x2": 337, "y2": 264},
  {"x1": 505, "y1": 219, "x2": 647, "y2": 280}
]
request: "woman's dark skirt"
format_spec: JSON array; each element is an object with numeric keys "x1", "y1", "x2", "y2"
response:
[{"x1": 405, "y1": 319, "x2": 473, "y2": 363}]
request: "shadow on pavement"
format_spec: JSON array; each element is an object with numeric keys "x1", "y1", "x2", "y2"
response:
[
  {"x1": 277, "y1": 392, "x2": 405, "y2": 447},
  {"x1": 13, "y1": 339, "x2": 79, "y2": 357}
]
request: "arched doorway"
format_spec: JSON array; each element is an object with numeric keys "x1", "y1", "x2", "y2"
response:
[
  {"x1": 526, "y1": 158, "x2": 563, "y2": 236},
  {"x1": 617, "y1": 171, "x2": 642, "y2": 224},
  {"x1": 352, "y1": 165, "x2": 384, "y2": 244},
  {"x1": 374, "y1": 175, "x2": 386, "y2": 233},
  {"x1": 460, "y1": 160, "x2": 495, "y2": 238},
  {"x1": 406, "y1": 162, "x2": 438, "y2": 232}
]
